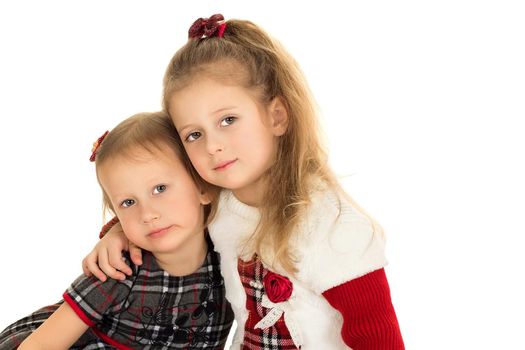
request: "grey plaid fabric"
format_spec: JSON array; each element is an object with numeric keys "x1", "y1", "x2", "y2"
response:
[
  {"x1": 0, "y1": 303, "x2": 60, "y2": 350},
  {"x1": 65, "y1": 244, "x2": 234, "y2": 349},
  {"x1": 0, "y1": 240, "x2": 233, "y2": 349},
  {"x1": 0, "y1": 302, "x2": 118, "y2": 349}
]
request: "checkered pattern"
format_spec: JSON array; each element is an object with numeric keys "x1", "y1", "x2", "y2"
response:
[
  {"x1": 238, "y1": 257, "x2": 298, "y2": 350},
  {"x1": 0, "y1": 303, "x2": 60, "y2": 349},
  {"x1": 65, "y1": 247, "x2": 233, "y2": 349},
  {"x1": 0, "y1": 245, "x2": 233, "y2": 349}
]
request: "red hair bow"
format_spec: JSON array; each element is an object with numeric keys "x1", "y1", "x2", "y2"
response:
[{"x1": 188, "y1": 14, "x2": 226, "y2": 39}]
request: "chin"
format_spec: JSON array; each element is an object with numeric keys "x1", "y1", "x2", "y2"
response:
[
  {"x1": 222, "y1": 181, "x2": 248, "y2": 192},
  {"x1": 209, "y1": 178, "x2": 239, "y2": 190}
]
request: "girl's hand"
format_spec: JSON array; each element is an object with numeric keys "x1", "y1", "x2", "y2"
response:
[{"x1": 81, "y1": 222, "x2": 143, "y2": 281}]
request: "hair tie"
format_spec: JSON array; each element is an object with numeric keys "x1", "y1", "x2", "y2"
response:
[
  {"x1": 89, "y1": 130, "x2": 109, "y2": 162},
  {"x1": 188, "y1": 14, "x2": 227, "y2": 39}
]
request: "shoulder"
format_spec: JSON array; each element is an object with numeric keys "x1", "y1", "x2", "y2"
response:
[
  {"x1": 298, "y1": 186, "x2": 376, "y2": 245},
  {"x1": 64, "y1": 256, "x2": 141, "y2": 324},
  {"x1": 295, "y1": 186, "x2": 388, "y2": 294},
  {"x1": 68, "y1": 252, "x2": 143, "y2": 296},
  {"x1": 203, "y1": 235, "x2": 222, "y2": 272},
  {"x1": 67, "y1": 250, "x2": 154, "y2": 300}
]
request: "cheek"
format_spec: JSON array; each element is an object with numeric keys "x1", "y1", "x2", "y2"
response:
[
  {"x1": 116, "y1": 209, "x2": 138, "y2": 232},
  {"x1": 169, "y1": 192, "x2": 204, "y2": 221},
  {"x1": 119, "y1": 220, "x2": 136, "y2": 239},
  {"x1": 186, "y1": 148, "x2": 208, "y2": 170},
  {"x1": 251, "y1": 132, "x2": 278, "y2": 160},
  {"x1": 241, "y1": 121, "x2": 274, "y2": 146}
]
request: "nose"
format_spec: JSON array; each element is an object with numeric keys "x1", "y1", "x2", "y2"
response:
[
  {"x1": 206, "y1": 134, "x2": 224, "y2": 155},
  {"x1": 141, "y1": 205, "x2": 160, "y2": 224}
]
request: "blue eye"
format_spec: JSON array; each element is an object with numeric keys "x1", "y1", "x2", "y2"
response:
[
  {"x1": 153, "y1": 184, "x2": 166, "y2": 194},
  {"x1": 121, "y1": 199, "x2": 135, "y2": 208},
  {"x1": 186, "y1": 131, "x2": 202, "y2": 142},
  {"x1": 220, "y1": 116, "x2": 236, "y2": 126}
]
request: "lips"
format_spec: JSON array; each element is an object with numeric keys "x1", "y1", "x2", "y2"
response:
[
  {"x1": 213, "y1": 159, "x2": 237, "y2": 171},
  {"x1": 148, "y1": 225, "x2": 173, "y2": 238}
]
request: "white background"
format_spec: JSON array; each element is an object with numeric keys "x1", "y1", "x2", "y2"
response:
[{"x1": 1, "y1": 1, "x2": 524, "y2": 349}]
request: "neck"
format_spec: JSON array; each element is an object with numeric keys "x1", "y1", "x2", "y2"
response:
[
  {"x1": 153, "y1": 232, "x2": 208, "y2": 276},
  {"x1": 232, "y1": 177, "x2": 267, "y2": 207}
]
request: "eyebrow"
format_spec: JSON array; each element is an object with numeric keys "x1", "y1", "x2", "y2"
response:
[
  {"x1": 177, "y1": 124, "x2": 193, "y2": 134},
  {"x1": 177, "y1": 106, "x2": 237, "y2": 133},
  {"x1": 213, "y1": 106, "x2": 236, "y2": 114}
]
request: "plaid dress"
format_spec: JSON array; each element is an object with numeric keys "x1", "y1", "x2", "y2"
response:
[
  {"x1": 0, "y1": 243, "x2": 233, "y2": 349},
  {"x1": 238, "y1": 257, "x2": 298, "y2": 350}
]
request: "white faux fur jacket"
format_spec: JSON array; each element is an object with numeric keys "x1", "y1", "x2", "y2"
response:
[{"x1": 209, "y1": 187, "x2": 387, "y2": 349}]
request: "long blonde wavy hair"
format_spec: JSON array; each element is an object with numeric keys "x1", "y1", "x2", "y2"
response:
[{"x1": 163, "y1": 18, "x2": 381, "y2": 274}]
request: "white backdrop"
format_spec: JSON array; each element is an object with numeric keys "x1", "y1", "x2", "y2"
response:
[{"x1": 1, "y1": 1, "x2": 524, "y2": 349}]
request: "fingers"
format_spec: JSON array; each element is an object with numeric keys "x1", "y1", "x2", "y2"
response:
[
  {"x1": 82, "y1": 249, "x2": 108, "y2": 282},
  {"x1": 107, "y1": 244, "x2": 132, "y2": 277},
  {"x1": 81, "y1": 257, "x2": 92, "y2": 277},
  {"x1": 81, "y1": 221, "x2": 133, "y2": 282},
  {"x1": 129, "y1": 242, "x2": 143, "y2": 266},
  {"x1": 98, "y1": 246, "x2": 128, "y2": 281}
]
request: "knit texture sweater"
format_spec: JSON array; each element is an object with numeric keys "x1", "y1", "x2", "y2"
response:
[{"x1": 209, "y1": 187, "x2": 398, "y2": 349}]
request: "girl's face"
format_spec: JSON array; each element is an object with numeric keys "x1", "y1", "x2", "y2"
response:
[
  {"x1": 98, "y1": 145, "x2": 210, "y2": 257},
  {"x1": 168, "y1": 77, "x2": 288, "y2": 206}
]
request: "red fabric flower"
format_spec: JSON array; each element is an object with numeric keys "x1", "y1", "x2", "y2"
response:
[{"x1": 263, "y1": 271, "x2": 293, "y2": 303}]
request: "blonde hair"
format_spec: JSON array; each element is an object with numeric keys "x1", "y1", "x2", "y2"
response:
[
  {"x1": 163, "y1": 19, "x2": 381, "y2": 274},
  {"x1": 94, "y1": 111, "x2": 219, "y2": 222}
]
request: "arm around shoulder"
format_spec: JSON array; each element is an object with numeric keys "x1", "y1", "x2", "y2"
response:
[
  {"x1": 18, "y1": 302, "x2": 89, "y2": 350},
  {"x1": 82, "y1": 220, "x2": 141, "y2": 281}
]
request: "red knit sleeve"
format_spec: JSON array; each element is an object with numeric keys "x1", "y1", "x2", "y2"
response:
[
  {"x1": 322, "y1": 268, "x2": 404, "y2": 349},
  {"x1": 98, "y1": 216, "x2": 119, "y2": 239}
]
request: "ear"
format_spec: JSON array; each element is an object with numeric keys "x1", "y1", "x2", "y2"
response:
[
  {"x1": 267, "y1": 96, "x2": 289, "y2": 136},
  {"x1": 199, "y1": 190, "x2": 212, "y2": 205}
]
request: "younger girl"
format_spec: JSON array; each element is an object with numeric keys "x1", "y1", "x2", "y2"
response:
[
  {"x1": 0, "y1": 112, "x2": 233, "y2": 349},
  {"x1": 85, "y1": 15, "x2": 404, "y2": 349}
]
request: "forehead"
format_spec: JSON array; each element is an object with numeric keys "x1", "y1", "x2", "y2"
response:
[
  {"x1": 194, "y1": 60, "x2": 251, "y2": 86},
  {"x1": 169, "y1": 77, "x2": 262, "y2": 113},
  {"x1": 169, "y1": 60, "x2": 257, "y2": 100},
  {"x1": 99, "y1": 144, "x2": 184, "y2": 175}
]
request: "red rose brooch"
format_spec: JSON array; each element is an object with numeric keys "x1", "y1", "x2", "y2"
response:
[
  {"x1": 256, "y1": 270, "x2": 302, "y2": 347},
  {"x1": 263, "y1": 271, "x2": 293, "y2": 303}
]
